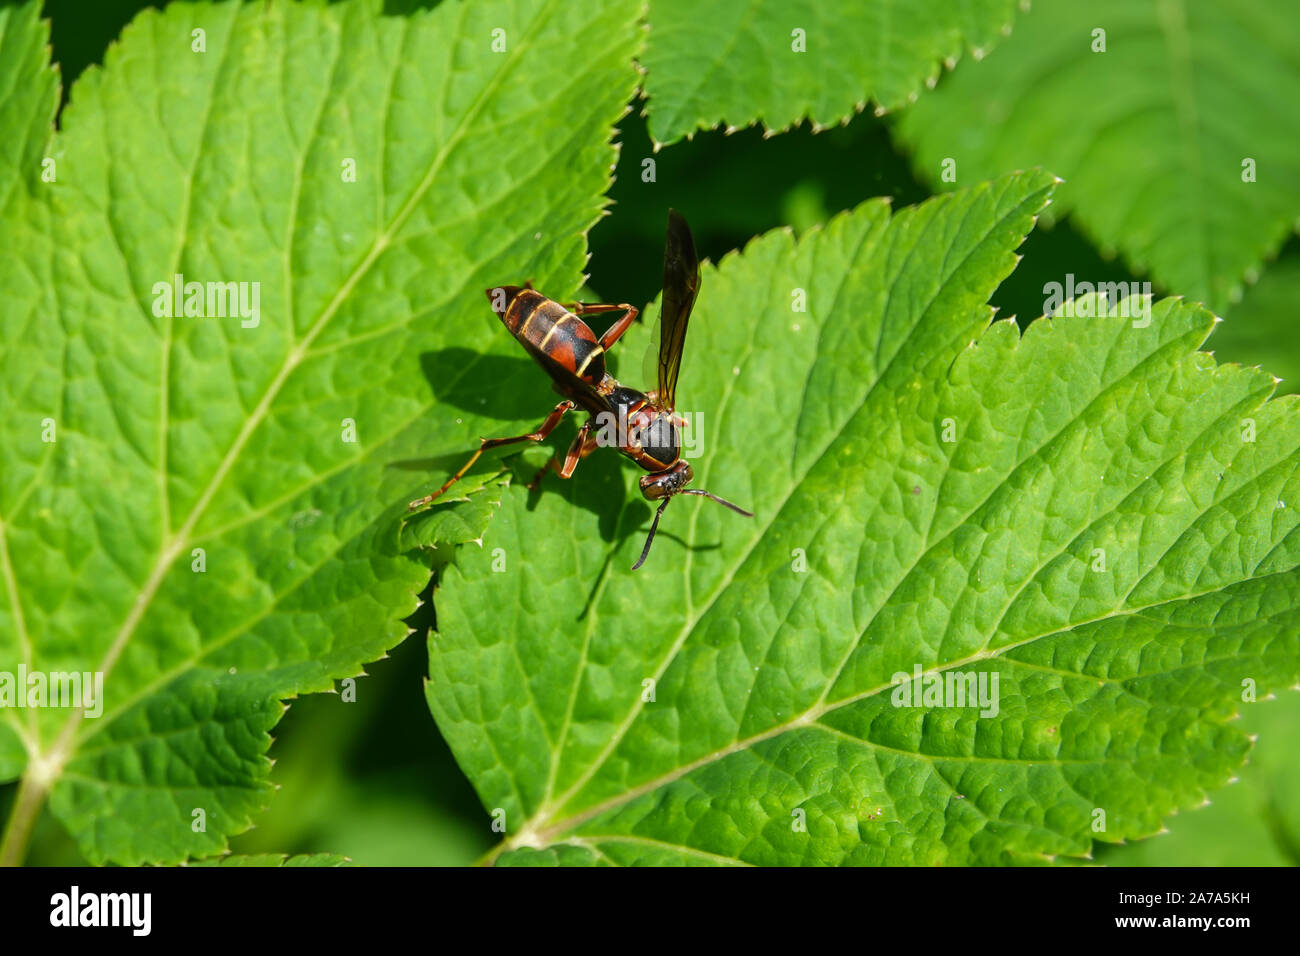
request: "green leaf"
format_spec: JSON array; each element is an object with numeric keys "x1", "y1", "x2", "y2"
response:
[
  {"x1": 641, "y1": 0, "x2": 1020, "y2": 146},
  {"x1": 189, "y1": 852, "x2": 353, "y2": 867},
  {"x1": 494, "y1": 841, "x2": 746, "y2": 866},
  {"x1": 1206, "y1": 256, "x2": 1300, "y2": 397},
  {"x1": 0, "y1": 0, "x2": 641, "y2": 865},
  {"x1": 401, "y1": 472, "x2": 511, "y2": 552},
  {"x1": 426, "y1": 170, "x2": 1300, "y2": 865},
  {"x1": 1100, "y1": 691, "x2": 1300, "y2": 866},
  {"x1": 896, "y1": 0, "x2": 1300, "y2": 314},
  {"x1": 0, "y1": 1, "x2": 56, "y2": 199}
]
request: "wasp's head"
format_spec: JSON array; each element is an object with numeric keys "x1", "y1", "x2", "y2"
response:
[
  {"x1": 639, "y1": 459, "x2": 693, "y2": 500},
  {"x1": 632, "y1": 461, "x2": 753, "y2": 570}
]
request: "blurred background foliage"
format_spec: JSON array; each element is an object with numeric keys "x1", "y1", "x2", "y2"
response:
[{"x1": 11, "y1": 0, "x2": 1297, "y2": 866}]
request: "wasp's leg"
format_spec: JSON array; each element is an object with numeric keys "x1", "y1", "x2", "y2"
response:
[
  {"x1": 556, "y1": 302, "x2": 640, "y2": 351},
  {"x1": 528, "y1": 418, "x2": 599, "y2": 490},
  {"x1": 596, "y1": 305, "x2": 640, "y2": 350},
  {"x1": 409, "y1": 400, "x2": 575, "y2": 510}
]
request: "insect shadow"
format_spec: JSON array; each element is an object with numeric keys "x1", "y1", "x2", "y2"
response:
[
  {"x1": 397, "y1": 347, "x2": 731, "y2": 613},
  {"x1": 397, "y1": 347, "x2": 644, "y2": 545},
  {"x1": 387, "y1": 348, "x2": 540, "y2": 476},
  {"x1": 415, "y1": 345, "x2": 584, "y2": 468},
  {"x1": 575, "y1": 519, "x2": 721, "y2": 621},
  {"x1": 417, "y1": 347, "x2": 541, "y2": 421}
]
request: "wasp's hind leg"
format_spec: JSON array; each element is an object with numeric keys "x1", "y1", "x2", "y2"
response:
[
  {"x1": 409, "y1": 400, "x2": 575, "y2": 510},
  {"x1": 528, "y1": 418, "x2": 599, "y2": 490},
  {"x1": 558, "y1": 301, "x2": 640, "y2": 351}
]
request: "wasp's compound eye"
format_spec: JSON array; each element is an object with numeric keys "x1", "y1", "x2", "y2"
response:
[{"x1": 640, "y1": 473, "x2": 673, "y2": 500}]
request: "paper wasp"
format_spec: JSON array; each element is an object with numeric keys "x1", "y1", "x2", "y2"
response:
[{"x1": 409, "y1": 209, "x2": 752, "y2": 569}]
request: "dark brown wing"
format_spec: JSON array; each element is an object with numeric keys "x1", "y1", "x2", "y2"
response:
[{"x1": 651, "y1": 208, "x2": 700, "y2": 411}]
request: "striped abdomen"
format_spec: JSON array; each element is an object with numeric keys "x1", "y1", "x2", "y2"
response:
[{"x1": 490, "y1": 287, "x2": 607, "y2": 386}]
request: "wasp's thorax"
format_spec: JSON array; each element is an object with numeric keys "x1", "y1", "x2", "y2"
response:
[
  {"x1": 603, "y1": 384, "x2": 682, "y2": 472},
  {"x1": 640, "y1": 460, "x2": 693, "y2": 501}
]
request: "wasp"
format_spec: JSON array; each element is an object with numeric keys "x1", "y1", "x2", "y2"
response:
[{"x1": 410, "y1": 209, "x2": 752, "y2": 569}]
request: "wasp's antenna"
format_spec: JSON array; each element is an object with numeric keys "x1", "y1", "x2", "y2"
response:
[
  {"x1": 632, "y1": 497, "x2": 673, "y2": 570},
  {"x1": 632, "y1": 490, "x2": 753, "y2": 570},
  {"x1": 681, "y1": 488, "x2": 754, "y2": 517}
]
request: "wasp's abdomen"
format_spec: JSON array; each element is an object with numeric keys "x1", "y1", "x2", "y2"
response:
[{"x1": 501, "y1": 289, "x2": 607, "y2": 385}]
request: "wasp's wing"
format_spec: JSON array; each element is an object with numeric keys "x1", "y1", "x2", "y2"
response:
[{"x1": 642, "y1": 208, "x2": 700, "y2": 411}]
